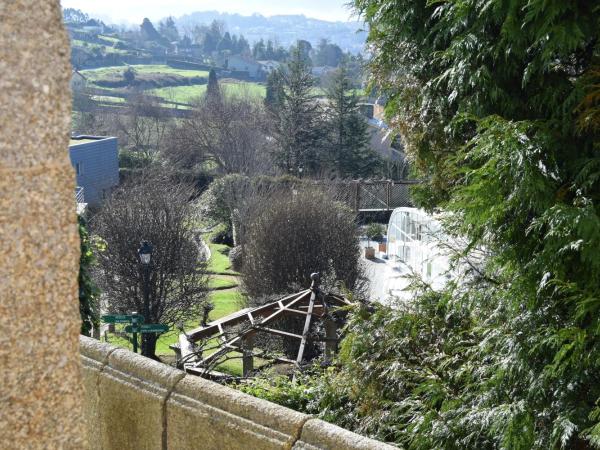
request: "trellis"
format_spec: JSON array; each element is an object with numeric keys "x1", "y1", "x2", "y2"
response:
[{"x1": 171, "y1": 274, "x2": 352, "y2": 379}]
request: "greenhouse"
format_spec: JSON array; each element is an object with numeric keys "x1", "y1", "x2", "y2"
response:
[{"x1": 386, "y1": 207, "x2": 451, "y2": 290}]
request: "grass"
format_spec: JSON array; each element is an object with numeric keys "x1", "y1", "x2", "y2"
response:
[
  {"x1": 149, "y1": 80, "x2": 266, "y2": 104},
  {"x1": 102, "y1": 230, "x2": 246, "y2": 374},
  {"x1": 208, "y1": 277, "x2": 239, "y2": 290},
  {"x1": 105, "y1": 288, "x2": 244, "y2": 356},
  {"x1": 148, "y1": 85, "x2": 206, "y2": 103},
  {"x1": 207, "y1": 243, "x2": 239, "y2": 275},
  {"x1": 81, "y1": 65, "x2": 209, "y2": 82},
  {"x1": 71, "y1": 39, "x2": 129, "y2": 55}
]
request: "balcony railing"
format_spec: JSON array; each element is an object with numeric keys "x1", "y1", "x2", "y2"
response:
[{"x1": 75, "y1": 186, "x2": 84, "y2": 204}]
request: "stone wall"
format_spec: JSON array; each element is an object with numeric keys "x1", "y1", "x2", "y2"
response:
[
  {"x1": 0, "y1": 1, "x2": 88, "y2": 448},
  {"x1": 81, "y1": 336, "x2": 396, "y2": 450}
]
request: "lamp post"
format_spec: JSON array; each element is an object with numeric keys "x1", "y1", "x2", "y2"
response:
[{"x1": 138, "y1": 240, "x2": 153, "y2": 357}]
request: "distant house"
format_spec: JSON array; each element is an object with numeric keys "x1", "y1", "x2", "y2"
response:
[
  {"x1": 258, "y1": 60, "x2": 281, "y2": 75},
  {"x1": 69, "y1": 136, "x2": 119, "y2": 207},
  {"x1": 225, "y1": 55, "x2": 262, "y2": 79},
  {"x1": 70, "y1": 70, "x2": 87, "y2": 91}
]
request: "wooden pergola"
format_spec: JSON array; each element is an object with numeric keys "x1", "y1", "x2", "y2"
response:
[{"x1": 171, "y1": 274, "x2": 352, "y2": 379}]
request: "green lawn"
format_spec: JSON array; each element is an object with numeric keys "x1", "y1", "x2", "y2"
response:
[
  {"x1": 106, "y1": 288, "x2": 244, "y2": 355},
  {"x1": 81, "y1": 65, "x2": 209, "y2": 82},
  {"x1": 207, "y1": 243, "x2": 239, "y2": 275},
  {"x1": 208, "y1": 277, "x2": 238, "y2": 290},
  {"x1": 149, "y1": 81, "x2": 266, "y2": 104},
  {"x1": 71, "y1": 39, "x2": 129, "y2": 55},
  {"x1": 148, "y1": 85, "x2": 206, "y2": 103}
]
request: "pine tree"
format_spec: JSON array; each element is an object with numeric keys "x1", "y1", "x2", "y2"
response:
[
  {"x1": 264, "y1": 70, "x2": 284, "y2": 112},
  {"x1": 266, "y1": 40, "x2": 275, "y2": 59},
  {"x1": 217, "y1": 31, "x2": 233, "y2": 52},
  {"x1": 252, "y1": 39, "x2": 266, "y2": 60},
  {"x1": 206, "y1": 68, "x2": 220, "y2": 103},
  {"x1": 270, "y1": 49, "x2": 325, "y2": 176},
  {"x1": 325, "y1": 66, "x2": 379, "y2": 178}
]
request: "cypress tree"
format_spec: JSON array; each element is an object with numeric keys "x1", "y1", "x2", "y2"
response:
[{"x1": 206, "y1": 68, "x2": 221, "y2": 103}]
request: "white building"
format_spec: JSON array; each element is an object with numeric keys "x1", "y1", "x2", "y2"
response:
[
  {"x1": 258, "y1": 60, "x2": 281, "y2": 74},
  {"x1": 225, "y1": 55, "x2": 262, "y2": 78}
]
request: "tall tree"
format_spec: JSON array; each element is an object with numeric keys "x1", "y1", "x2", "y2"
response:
[
  {"x1": 236, "y1": 35, "x2": 251, "y2": 55},
  {"x1": 252, "y1": 39, "x2": 266, "y2": 60},
  {"x1": 217, "y1": 31, "x2": 233, "y2": 52},
  {"x1": 93, "y1": 175, "x2": 209, "y2": 359},
  {"x1": 325, "y1": 66, "x2": 379, "y2": 178},
  {"x1": 287, "y1": 0, "x2": 600, "y2": 447},
  {"x1": 270, "y1": 49, "x2": 325, "y2": 176},
  {"x1": 265, "y1": 40, "x2": 275, "y2": 60},
  {"x1": 206, "y1": 69, "x2": 221, "y2": 103},
  {"x1": 140, "y1": 18, "x2": 163, "y2": 43},
  {"x1": 166, "y1": 93, "x2": 273, "y2": 176},
  {"x1": 159, "y1": 16, "x2": 179, "y2": 42}
]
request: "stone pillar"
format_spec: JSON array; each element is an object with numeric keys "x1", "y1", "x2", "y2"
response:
[{"x1": 0, "y1": 2, "x2": 87, "y2": 448}]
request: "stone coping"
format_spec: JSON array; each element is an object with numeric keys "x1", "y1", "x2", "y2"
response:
[{"x1": 80, "y1": 335, "x2": 396, "y2": 449}]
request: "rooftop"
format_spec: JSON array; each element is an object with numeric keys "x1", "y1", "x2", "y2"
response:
[{"x1": 69, "y1": 135, "x2": 112, "y2": 146}]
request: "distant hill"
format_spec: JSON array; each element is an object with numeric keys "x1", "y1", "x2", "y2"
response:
[{"x1": 174, "y1": 11, "x2": 367, "y2": 54}]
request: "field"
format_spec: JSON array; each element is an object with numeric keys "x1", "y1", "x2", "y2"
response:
[
  {"x1": 81, "y1": 65, "x2": 210, "y2": 82},
  {"x1": 72, "y1": 39, "x2": 129, "y2": 55},
  {"x1": 149, "y1": 80, "x2": 266, "y2": 104}
]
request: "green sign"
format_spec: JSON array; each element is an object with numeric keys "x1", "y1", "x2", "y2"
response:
[
  {"x1": 102, "y1": 314, "x2": 144, "y2": 324},
  {"x1": 125, "y1": 324, "x2": 169, "y2": 334}
]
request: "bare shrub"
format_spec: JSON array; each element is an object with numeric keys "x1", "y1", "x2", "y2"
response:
[
  {"x1": 91, "y1": 172, "x2": 209, "y2": 359},
  {"x1": 240, "y1": 188, "x2": 362, "y2": 298},
  {"x1": 165, "y1": 92, "x2": 275, "y2": 176}
]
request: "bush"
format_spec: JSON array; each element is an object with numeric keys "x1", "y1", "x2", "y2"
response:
[
  {"x1": 365, "y1": 223, "x2": 385, "y2": 245},
  {"x1": 210, "y1": 222, "x2": 233, "y2": 246},
  {"x1": 229, "y1": 245, "x2": 243, "y2": 271},
  {"x1": 241, "y1": 188, "x2": 361, "y2": 298}
]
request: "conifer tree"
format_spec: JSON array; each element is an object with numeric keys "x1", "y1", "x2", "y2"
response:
[
  {"x1": 206, "y1": 68, "x2": 220, "y2": 103},
  {"x1": 325, "y1": 66, "x2": 379, "y2": 178},
  {"x1": 270, "y1": 49, "x2": 325, "y2": 176},
  {"x1": 264, "y1": 70, "x2": 284, "y2": 112}
]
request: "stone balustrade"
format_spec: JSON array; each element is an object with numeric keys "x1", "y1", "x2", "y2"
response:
[{"x1": 80, "y1": 336, "x2": 396, "y2": 450}]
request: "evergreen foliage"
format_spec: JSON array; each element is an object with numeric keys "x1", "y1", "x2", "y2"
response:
[
  {"x1": 270, "y1": 49, "x2": 325, "y2": 176},
  {"x1": 78, "y1": 216, "x2": 100, "y2": 336},
  {"x1": 206, "y1": 68, "x2": 220, "y2": 103},
  {"x1": 244, "y1": 1, "x2": 600, "y2": 448},
  {"x1": 325, "y1": 66, "x2": 380, "y2": 178}
]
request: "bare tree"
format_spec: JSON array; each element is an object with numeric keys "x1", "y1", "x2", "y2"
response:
[
  {"x1": 166, "y1": 91, "x2": 275, "y2": 176},
  {"x1": 114, "y1": 93, "x2": 172, "y2": 161},
  {"x1": 91, "y1": 173, "x2": 209, "y2": 359}
]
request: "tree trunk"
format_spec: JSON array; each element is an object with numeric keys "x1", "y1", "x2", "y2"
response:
[{"x1": 141, "y1": 333, "x2": 159, "y2": 360}]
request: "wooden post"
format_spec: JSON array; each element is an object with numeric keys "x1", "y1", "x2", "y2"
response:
[
  {"x1": 242, "y1": 335, "x2": 254, "y2": 377},
  {"x1": 386, "y1": 181, "x2": 391, "y2": 211},
  {"x1": 296, "y1": 273, "x2": 319, "y2": 364},
  {"x1": 354, "y1": 181, "x2": 360, "y2": 212},
  {"x1": 324, "y1": 319, "x2": 337, "y2": 363}
]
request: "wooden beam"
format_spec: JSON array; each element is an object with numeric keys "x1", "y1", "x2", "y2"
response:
[
  {"x1": 254, "y1": 326, "x2": 303, "y2": 339},
  {"x1": 296, "y1": 278, "x2": 318, "y2": 364}
]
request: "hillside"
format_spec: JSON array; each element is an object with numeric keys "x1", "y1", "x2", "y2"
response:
[{"x1": 174, "y1": 11, "x2": 367, "y2": 54}]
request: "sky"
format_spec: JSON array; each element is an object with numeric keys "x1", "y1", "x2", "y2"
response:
[{"x1": 59, "y1": 0, "x2": 356, "y2": 24}]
